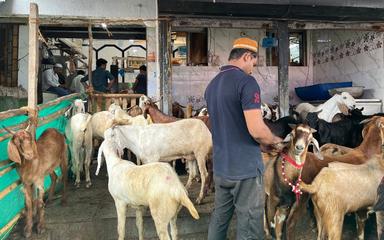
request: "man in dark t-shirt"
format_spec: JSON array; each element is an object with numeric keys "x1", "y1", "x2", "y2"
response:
[
  {"x1": 81, "y1": 58, "x2": 116, "y2": 93},
  {"x1": 132, "y1": 65, "x2": 147, "y2": 95},
  {"x1": 205, "y1": 38, "x2": 282, "y2": 240}
]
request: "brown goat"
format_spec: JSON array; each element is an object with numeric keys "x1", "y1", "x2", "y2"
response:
[
  {"x1": 172, "y1": 101, "x2": 186, "y2": 118},
  {"x1": 264, "y1": 124, "x2": 321, "y2": 240},
  {"x1": 6, "y1": 125, "x2": 68, "y2": 238},
  {"x1": 285, "y1": 116, "x2": 384, "y2": 240}
]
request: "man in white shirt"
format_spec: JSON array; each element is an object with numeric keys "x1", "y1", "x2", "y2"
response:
[
  {"x1": 69, "y1": 70, "x2": 86, "y2": 94},
  {"x1": 42, "y1": 63, "x2": 70, "y2": 96}
]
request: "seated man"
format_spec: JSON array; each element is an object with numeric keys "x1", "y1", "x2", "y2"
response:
[
  {"x1": 70, "y1": 70, "x2": 86, "y2": 94},
  {"x1": 42, "y1": 63, "x2": 70, "y2": 97}
]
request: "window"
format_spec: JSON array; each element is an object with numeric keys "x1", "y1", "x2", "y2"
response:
[
  {"x1": 265, "y1": 31, "x2": 306, "y2": 66},
  {"x1": 171, "y1": 29, "x2": 208, "y2": 66},
  {"x1": 0, "y1": 24, "x2": 19, "y2": 87}
]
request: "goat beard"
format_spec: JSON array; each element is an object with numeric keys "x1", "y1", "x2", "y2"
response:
[{"x1": 294, "y1": 154, "x2": 302, "y2": 164}]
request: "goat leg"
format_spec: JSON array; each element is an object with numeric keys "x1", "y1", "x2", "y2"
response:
[
  {"x1": 274, "y1": 206, "x2": 289, "y2": 240},
  {"x1": 61, "y1": 148, "x2": 68, "y2": 205},
  {"x1": 195, "y1": 154, "x2": 208, "y2": 205},
  {"x1": 36, "y1": 183, "x2": 46, "y2": 234},
  {"x1": 114, "y1": 199, "x2": 127, "y2": 240},
  {"x1": 85, "y1": 146, "x2": 92, "y2": 188},
  {"x1": 23, "y1": 184, "x2": 34, "y2": 239},
  {"x1": 376, "y1": 211, "x2": 384, "y2": 240},
  {"x1": 136, "y1": 208, "x2": 144, "y2": 240},
  {"x1": 46, "y1": 172, "x2": 57, "y2": 204},
  {"x1": 285, "y1": 194, "x2": 310, "y2": 240},
  {"x1": 356, "y1": 209, "x2": 369, "y2": 240}
]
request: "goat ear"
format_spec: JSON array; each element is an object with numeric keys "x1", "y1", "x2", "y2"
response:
[
  {"x1": 310, "y1": 128, "x2": 317, "y2": 133},
  {"x1": 360, "y1": 117, "x2": 373, "y2": 125},
  {"x1": 8, "y1": 139, "x2": 21, "y2": 164},
  {"x1": 310, "y1": 137, "x2": 323, "y2": 160},
  {"x1": 283, "y1": 133, "x2": 292, "y2": 143},
  {"x1": 315, "y1": 109, "x2": 323, "y2": 114},
  {"x1": 288, "y1": 124, "x2": 296, "y2": 130},
  {"x1": 2, "y1": 125, "x2": 16, "y2": 135}
]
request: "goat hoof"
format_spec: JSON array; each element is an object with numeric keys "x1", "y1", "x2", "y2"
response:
[
  {"x1": 74, "y1": 182, "x2": 80, "y2": 188},
  {"x1": 37, "y1": 226, "x2": 46, "y2": 235},
  {"x1": 24, "y1": 230, "x2": 32, "y2": 239},
  {"x1": 85, "y1": 182, "x2": 92, "y2": 188},
  {"x1": 195, "y1": 197, "x2": 202, "y2": 205}
]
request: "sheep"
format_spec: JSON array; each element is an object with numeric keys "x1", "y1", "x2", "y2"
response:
[
  {"x1": 285, "y1": 116, "x2": 384, "y2": 240},
  {"x1": 300, "y1": 153, "x2": 384, "y2": 240},
  {"x1": 295, "y1": 92, "x2": 356, "y2": 122},
  {"x1": 104, "y1": 118, "x2": 212, "y2": 204},
  {"x1": 65, "y1": 113, "x2": 93, "y2": 188},
  {"x1": 95, "y1": 138, "x2": 199, "y2": 240},
  {"x1": 5, "y1": 119, "x2": 68, "y2": 238},
  {"x1": 264, "y1": 124, "x2": 322, "y2": 240}
]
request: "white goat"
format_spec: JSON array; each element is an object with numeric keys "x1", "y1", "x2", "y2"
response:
[
  {"x1": 65, "y1": 113, "x2": 93, "y2": 188},
  {"x1": 295, "y1": 92, "x2": 356, "y2": 122},
  {"x1": 91, "y1": 111, "x2": 115, "y2": 139},
  {"x1": 96, "y1": 138, "x2": 199, "y2": 240},
  {"x1": 261, "y1": 102, "x2": 272, "y2": 120},
  {"x1": 105, "y1": 119, "x2": 212, "y2": 204}
]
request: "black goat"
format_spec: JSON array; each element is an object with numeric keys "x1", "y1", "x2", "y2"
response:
[
  {"x1": 305, "y1": 111, "x2": 363, "y2": 147},
  {"x1": 264, "y1": 116, "x2": 300, "y2": 138}
]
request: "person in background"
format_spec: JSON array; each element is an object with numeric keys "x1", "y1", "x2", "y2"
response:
[
  {"x1": 132, "y1": 65, "x2": 147, "y2": 95},
  {"x1": 205, "y1": 37, "x2": 283, "y2": 240},
  {"x1": 70, "y1": 70, "x2": 86, "y2": 94},
  {"x1": 81, "y1": 58, "x2": 116, "y2": 93},
  {"x1": 42, "y1": 63, "x2": 70, "y2": 96}
]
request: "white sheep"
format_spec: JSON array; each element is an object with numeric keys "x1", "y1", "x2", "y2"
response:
[
  {"x1": 105, "y1": 118, "x2": 212, "y2": 204},
  {"x1": 96, "y1": 138, "x2": 199, "y2": 240},
  {"x1": 65, "y1": 113, "x2": 93, "y2": 188}
]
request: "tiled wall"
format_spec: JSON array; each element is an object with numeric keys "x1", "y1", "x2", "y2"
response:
[{"x1": 312, "y1": 30, "x2": 384, "y2": 100}]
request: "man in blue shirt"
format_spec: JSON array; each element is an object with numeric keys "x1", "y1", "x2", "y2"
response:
[
  {"x1": 132, "y1": 65, "x2": 147, "y2": 95},
  {"x1": 205, "y1": 38, "x2": 282, "y2": 240},
  {"x1": 81, "y1": 58, "x2": 116, "y2": 93}
]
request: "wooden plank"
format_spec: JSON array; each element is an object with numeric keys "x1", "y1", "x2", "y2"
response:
[
  {"x1": 0, "y1": 160, "x2": 12, "y2": 168},
  {"x1": 130, "y1": 98, "x2": 136, "y2": 107},
  {"x1": 96, "y1": 96, "x2": 102, "y2": 112},
  {"x1": 37, "y1": 93, "x2": 80, "y2": 110},
  {"x1": 0, "y1": 180, "x2": 21, "y2": 200},
  {"x1": 92, "y1": 93, "x2": 143, "y2": 98},
  {"x1": 122, "y1": 98, "x2": 128, "y2": 109},
  {"x1": 159, "y1": 20, "x2": 172, "y2": 115},
  {"x1": 0, "y1": 165, "x2": 14, "y2": 178},
  {"x1": 277, "y1": 21, "x2": 289, "y2": 117},
  {"x1": 0, "y1": 213, "x2": 21, "y2": 236},
  {"x1": 105, "y1": 98, "x2": 111, "y2": 110},
  {"x1": 0, "y1": 108, "x2": 28, "y2": 120}
]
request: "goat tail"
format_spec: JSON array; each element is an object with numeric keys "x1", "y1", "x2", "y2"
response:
[
  {"x1": 180, "y1": 191, "x2": 200, "y2": 220},
  {"x1": 300, "y1": 181, "x2": 318, "y2": 194},
  {"x1": 80, "y1": 114, "x2": 92, "y2": 132}
]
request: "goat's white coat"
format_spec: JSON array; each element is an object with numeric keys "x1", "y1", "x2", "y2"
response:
[
  {"x1": 295, "y1": 92, "x2": 356, "y2": 122},
  {"x1": 104, "y1": 119, "x2": 212, "y2": 204},
  {"x1": 96, "y1": 139, "x2": 199, "y2": 240},
  {"x1": 65, "y1": 113, "x2": 93, "y2": 188}
]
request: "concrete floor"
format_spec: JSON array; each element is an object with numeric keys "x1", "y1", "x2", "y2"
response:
[{"x1": 9, "y1": 162, "x2": 379, "y2": 240}]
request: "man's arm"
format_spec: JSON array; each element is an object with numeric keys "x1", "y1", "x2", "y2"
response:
[{"x1": 244, "y1": 109, "x2": 282, "y2": 145}]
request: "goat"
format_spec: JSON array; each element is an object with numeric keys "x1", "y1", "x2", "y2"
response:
[
  {"x1": 96, "y1": 138, "x2": 199, "y2": 240},
  {"x1": 295, "y1": 92, "x2": 356, "y2": 122},
  {"x1": 264, "y1": 116, "x2": 300, "y2": 139},
  {"x1": 6, "y1": 122, "x2": 68, "y2": 238},
  {"x1": 300, "y1": 152, "x2": 384, "y2": 240},
  {"x1": 104, "y1": 119, "x2": 212, "y2": 204},
  {"x1": 285, "y1": 116, "x2": 384, "y2": 240},
  {"x1": 143, "y1": 100, "x2": 213, "y2": 193},
  {"x1": 65, "y1": 113, "x2": 93, "y2": 188},
  {"x1": 172, "y1": 101, "x2": 186, "y2": 118},
  {"x1": 128, "y1": 105, "x2": 143, "y2": 117},
  {"x1": 264, "y1": 124, "x2": 322, "y2": 240},
  {"x1": 262, "y1": 102, "x2": 272, "y2": 120},
  {"x1": 305, "y1": 111, "x2": 363, "y2": 148}
]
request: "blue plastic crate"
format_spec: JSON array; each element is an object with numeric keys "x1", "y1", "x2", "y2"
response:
[{"x1": 295, "y1": 82, "x2": 352, "y2": 101}]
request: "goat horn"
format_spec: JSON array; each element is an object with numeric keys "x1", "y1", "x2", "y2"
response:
[{"x1": 2, "y1": 125, "x2": 16, "y2": 135}]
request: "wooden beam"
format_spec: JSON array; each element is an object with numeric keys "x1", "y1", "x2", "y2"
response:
[
  {"x1": 88, "y1": 23, "x2": 94, "y2": 91},
  {"x1": 277, "y1": 21, "x2": 289, "y2": 117},
  {"x1": 158, "y1": 20, "x2": 172, "y2": 115},
  {"x1": 28, "y1": 3, "x2": 39, "y2": 139}
]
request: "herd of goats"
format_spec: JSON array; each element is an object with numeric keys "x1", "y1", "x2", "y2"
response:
[{"x1": 4, "y1": 91, "x2": 384, "y2": 240}]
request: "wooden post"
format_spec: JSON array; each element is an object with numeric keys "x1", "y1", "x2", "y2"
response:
[
  {"x1": 28, "y1": 3, "x2": 39, "y2": 138},
  {"x1": 277, "y1": 21, "x2": 290, "y2": 117},
  {"x1": 88, "y1": 23, "x2": 93, "y2": 90},
  {"x1": 158, "y1": 20, "x2": 172, "y2": 115}
]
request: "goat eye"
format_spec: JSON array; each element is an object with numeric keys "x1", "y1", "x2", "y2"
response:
[{"x1": 343, "y1": 96, "x2": 346, "y2": 99}]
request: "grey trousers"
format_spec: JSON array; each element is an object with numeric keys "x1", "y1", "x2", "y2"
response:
[{"x1": 208, "y1": 175, "x2": 265, "y2": 240}]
